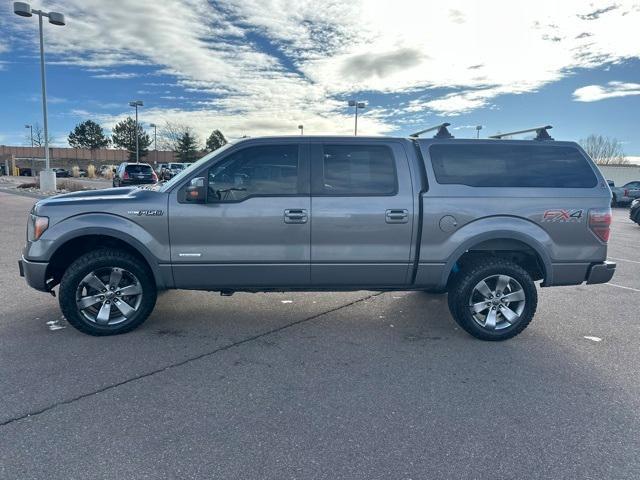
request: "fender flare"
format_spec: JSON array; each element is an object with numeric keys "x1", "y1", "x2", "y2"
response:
[
  {"x1": 436, "y1": 222, "x2": 554, "y2": 289},
  {"x1": 41, "y1": 214, "x2": 169, "y2": 289}
]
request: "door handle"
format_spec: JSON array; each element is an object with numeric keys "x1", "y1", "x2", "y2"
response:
[
  {"x1": 385, "y1": 209, "x2": 408, "y2": 224},
  {"x1": 284, "y1": 209, "x2": 308, "y2": 224}
]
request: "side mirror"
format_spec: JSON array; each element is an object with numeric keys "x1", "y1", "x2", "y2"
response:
[{"x1": 185, "y1": 177, "x2": 206, "y2": 203}]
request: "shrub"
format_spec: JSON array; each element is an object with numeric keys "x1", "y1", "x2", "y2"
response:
[
  {"x1": 103, "y1": 167, "x2": 114, "y2": 180},
  {"x1": 17, "y1": 182, "x2": 39, "y2": 189},
  {"x1": 71, "y1": 166, "x2": 80, "y2": 177},
  {"x1": 58, "y1": 179, "x2": 91, "y2": 192},
  {"x1": 87, "y1": 164, "x2": 96, "y2": 178}
]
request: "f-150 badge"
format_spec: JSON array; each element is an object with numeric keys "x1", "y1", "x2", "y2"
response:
[{"x1": 127, "y1": 209, "x2": 164, "y2": 216}]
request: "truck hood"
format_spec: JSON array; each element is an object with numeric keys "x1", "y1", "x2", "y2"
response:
[{"x1": 33, "y1": 187, "x2": 165, "y2": 215}]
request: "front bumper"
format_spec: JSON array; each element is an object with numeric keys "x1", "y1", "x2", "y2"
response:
[
  {"x1": 18, "y1": 256, "x2": 50, "y2": 292},
  {"x1": 586, "y1": 261, "x2": 616, "y2": 285}
]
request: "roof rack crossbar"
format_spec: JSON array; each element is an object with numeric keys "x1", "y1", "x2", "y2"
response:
[
  {"x1": 489, "y1": 125, "x2": 554, "y2": 141},
  {"x1": 409, "y1": 122, "x2": 454, "y2": 139}
]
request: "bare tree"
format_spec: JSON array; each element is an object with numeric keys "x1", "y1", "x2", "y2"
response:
[
  {"x1": 158, "y1": 121, "x2": 199, "y2": 152},
  {"x1": 579, "y1": 134, "x2": 627, "y2": 165},
  {"x1": 25, "y1": 123, "x2": 55, "y2": 147}
]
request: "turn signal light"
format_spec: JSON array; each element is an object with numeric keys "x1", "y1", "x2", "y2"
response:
[
  {"x1": 588, "y1": 208, "x2": 611, "y2": 243},
  {"x1": 33, "y1": 216, "x2": 49, "y2": 241}
]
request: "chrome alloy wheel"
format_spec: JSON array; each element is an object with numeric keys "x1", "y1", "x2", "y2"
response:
[
  {"x1": 468, "y1": 274, "x2": 526, "y2": 331},
  {"x1": 75, "y1": 267, "x2": 143, "y2": 326}
]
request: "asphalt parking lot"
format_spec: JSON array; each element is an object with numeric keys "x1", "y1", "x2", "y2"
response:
[{"x1": 1, "y1": 190, "x2": 639, "y2": 479}]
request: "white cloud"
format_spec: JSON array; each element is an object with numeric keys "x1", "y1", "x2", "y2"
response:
[
  {"x1": 92, "y1": 72, "x2": 140, "y2": 79},
  {"x1": 573, "y1": 81, "x2": 640, "y2": 102},
  {"x1": 4, "y1": 0, "x2": 640, "y2": 133}
]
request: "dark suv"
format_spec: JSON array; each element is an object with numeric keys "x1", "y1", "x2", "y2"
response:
[{"x1": 112, "y1": 162, "x2": 158, "y2": 187}]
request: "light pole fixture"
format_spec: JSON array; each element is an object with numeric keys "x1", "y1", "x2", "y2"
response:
[
  {"x1": 348, "y1": 100, "x2": 366, "y2": 136},
  {"x1": 149, "y1": 122, "x2": 158, "y2": 165},
  {"x1": 298, "y1": 124, "x2": 303, "y2": 135},
  {"x1": 129, "y1": 100, "x2": 143, "y2": 163},
  {"x1": 476, "y1": 125, "x2": 482, "y2": 139},
  {"x1": 14, "y1": 2, "x2": 66, "y2": 191},
  {"x1": 25, "y1": 124, "x2": 33, "y2": 147}
]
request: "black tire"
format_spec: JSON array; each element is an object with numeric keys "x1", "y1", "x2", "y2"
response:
[
  {"x1": 447, "y1": 257, "x2": 537, "y2": 341},
  {"x1": 59, "y1": 249, "x2": 157, "y2": 336},
  {"x1": 611, "y1": 195, "x2": 617, "y2": 208}
]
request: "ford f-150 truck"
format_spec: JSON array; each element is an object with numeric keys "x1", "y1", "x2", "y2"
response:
[{"x1": 19, "y1": 124, "x2": 616, "y2": 340}]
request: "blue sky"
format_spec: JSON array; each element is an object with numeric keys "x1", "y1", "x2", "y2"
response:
[{"x1": 0, "y1": 0, "x2": 639, "y2": 157}]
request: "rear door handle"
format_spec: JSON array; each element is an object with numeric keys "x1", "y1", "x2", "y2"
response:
[
  {"x1": 385, "y1": 209, "x2": 408, "y2": 224},
  {"x1": 284, "y1": 209, "x2": 308, "y2": 224}
]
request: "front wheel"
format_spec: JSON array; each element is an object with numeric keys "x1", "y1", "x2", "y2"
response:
[
  {"x1": 447, "y1": 258, "x2": 538, "y2": 341},
  {"x1": 59, "y1": 249, "x2": 157, "y2": 336}
]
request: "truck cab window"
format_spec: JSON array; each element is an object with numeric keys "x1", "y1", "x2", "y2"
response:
[
  {"x1": 320, "y1": 145, "x2": 396, "y2": 195},
  {"x1": 207, "y1": 145, "x2": 299, "y2": 201}
]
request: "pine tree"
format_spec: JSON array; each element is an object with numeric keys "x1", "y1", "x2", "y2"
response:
[
  {"x1": 111, "y1": 117, "x2": 151, "y2": 161},
  {"x1": 175, "y1": 131, "x2": 200, "y2": 162},
  {"x1": 68, "y1": 120, "x2": 110, "y2": 149},
  {"x1": 205, "y1": 129, "x2": 227, "y2": 152}
]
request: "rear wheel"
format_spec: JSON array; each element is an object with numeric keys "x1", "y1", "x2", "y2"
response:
[
  {"x1": 447, "y1": 258, "x2": 537, "y2": 341},
  {"x1": 59, "y1": 249, "x2": 157, "y2": 336},
  {"x1": 611, "y1": 195, "x2": 617, "y2": 207}
]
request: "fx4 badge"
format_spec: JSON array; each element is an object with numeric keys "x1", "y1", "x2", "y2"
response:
[
  {"x1": 542, "y1": 209, "x2": 583, "y2": 222},
  {"x1": 127, "y1": 209, "x2": 164, "y2": 216}
]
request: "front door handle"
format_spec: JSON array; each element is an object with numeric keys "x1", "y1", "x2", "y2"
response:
[
  {"x1": 385, "y1": 209, "x2": 408, "y2": 224},
  {"x1": 284, "y1": 209, "x2": 308, "y2": 224}
]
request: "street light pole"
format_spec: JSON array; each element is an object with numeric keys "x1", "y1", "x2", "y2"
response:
[
  {"x1": 149, "y1": 123, "x2": 157, "y2": 165},
  {"x1": 476, "y1": 125, "x2": 482, "y2": 139},
  {"x1": 298, "y1": 124, "x2": 303, "y2": 135},
  {"x1": 25, "y1": 124, "x2": 33, "y2": 176},
  {"x1": 129, "y1": 100, "x2": 143, "y2": 163},
  {"x1": 14, "y1": 2, "x2": 66, "y2": 191},
  {"x1": 348, "y1": 100, "x2": 366, "y2": 136}
]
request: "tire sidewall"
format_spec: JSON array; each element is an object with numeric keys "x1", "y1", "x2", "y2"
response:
[
  {"x1": 450, "y1": 261, "x2": 537, "y2": 341},
  {"x1": 59, "y1": 251, "x2": 156, "y2": 335}
]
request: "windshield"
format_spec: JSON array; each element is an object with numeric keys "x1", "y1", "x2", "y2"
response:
[{"x1": 159, "y1": 143, "x2": 235, "y2": 192}]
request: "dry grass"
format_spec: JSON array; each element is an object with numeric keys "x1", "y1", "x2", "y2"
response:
[
  {"x1": 71, "y1": 165, "x2": 80, "y2": 177},
  {"x1": 16, "y1": 179, "x2": 92, "y2": 192},
  {"x1": 103, "y1": 168, "x2": 114, "y2": 180},
  {"x1": 87, "y1": 164, "x2": 96, "y2": 178}
]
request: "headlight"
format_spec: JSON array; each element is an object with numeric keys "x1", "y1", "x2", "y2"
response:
[
  {"x1": 28, "y1": 215, "x2": 49, "y2": 241},
  {"x1": 632, "y1": 199, "x2": 639, "y2": 208}
]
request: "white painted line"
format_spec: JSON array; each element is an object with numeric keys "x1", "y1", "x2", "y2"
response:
[
  {"x1": 608, "y1": 256, "x2": 640, "y2": 265},
  {"x1": 584, "y1": 336, "x2": 602, "y2": 342},
  {"x1": 605, "y1": 283, "x2": 640, "y2": 293},
  {"x1": 280, "y1": 300, "x2": 293, "y2": 304}
]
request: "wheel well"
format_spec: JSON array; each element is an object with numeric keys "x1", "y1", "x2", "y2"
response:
[
  {"x1": 46, "y1": 235, "x2": 153, "y2": 287},
  {"x1": 449, "y1": 238, "x2": 546, "y2": 285}
]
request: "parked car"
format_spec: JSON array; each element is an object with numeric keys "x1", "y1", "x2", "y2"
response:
[
  {"x1": 19, "y1": 127, "x2": 615, "y2": 340},
  {"x1": 78, "y1": 169, "x2": 88, "y2": 178},
  {"x1": 52, "y1": 168, "x2": 69, "y2": 178},
  {"x1": 160, "y1": 162, "x2": 187, "y2": 180},
  {"x1": 155, "y1": 163, "x2": 168, "y2": 176},
  {"x1": 19, "y1": 168, "x2": 33, "y2": 176},
  {"x1": 112, "y1": 162, "x2": 158, "y2": 187},
  {"x1": 630, "y1": 199, "x2": 640, "y2": 226},
  {"x1": 608, "y1": 180, "x2": 640, "y2": 207}
]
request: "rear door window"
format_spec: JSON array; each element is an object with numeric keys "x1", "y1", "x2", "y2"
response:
[
  {"x1": 317, "y1": 144, "x2": 397, "y2": 195},
  {"x1": 429, "y1": 144, "x2": 598, "y2": 188}
]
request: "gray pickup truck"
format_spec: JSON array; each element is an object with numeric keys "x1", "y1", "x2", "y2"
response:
[{"x1": 19, "y1": 125, "x2": 615, "y2": 340}]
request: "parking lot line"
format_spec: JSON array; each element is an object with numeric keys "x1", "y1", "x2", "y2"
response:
[
  {"x1": 608, "y1": 256, "x2": 640, "y2": 265},
  {"x1": 605, "y1": 282, "x2": 640, "y2": 293}
]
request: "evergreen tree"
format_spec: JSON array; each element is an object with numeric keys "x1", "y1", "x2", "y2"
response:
[
  {"x1": 205, "y1": 129, "x2": 227, "y2": 152},
  {"x1": 111, "y1": 117, "x2": 151, "y2": 161},
  {"x1": 68, "y1": 120, "x2": 110, "y2": 149},
  {"x1": 175, "y1": 131, "x2": 200, "y2": 162}
]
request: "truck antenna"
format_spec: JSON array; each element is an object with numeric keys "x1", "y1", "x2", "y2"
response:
[
  {"x1": 489, "y1": 125, "x2": 554, "y2": 141},
  {"x1": 409, "y1": 122, "x2": 454, "y2": 139}
]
